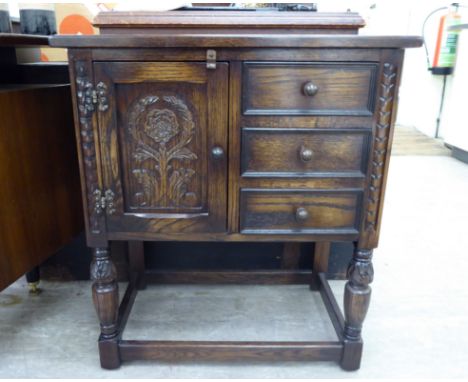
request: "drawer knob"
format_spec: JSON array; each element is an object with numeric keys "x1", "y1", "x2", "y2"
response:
[
  {"x1": 299, "y1": 146, "x2": 314, "y2": 162},
  {"x1": 295, "y1": 207, "x2": 309, "y2": 222},
  {"x1": 303, "y1": 82, "x2": 319, "y2": 97},
  {"x1": 211, "y1": 146, "x2": 224, "y2": 159}
]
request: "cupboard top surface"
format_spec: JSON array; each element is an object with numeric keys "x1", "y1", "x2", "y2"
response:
[
  {"x1": 50, "y1": 34, "x2": 423, "y2": 49},
  {"x1": 93, "y1": 10, "x2": 365, "y2": 30}
]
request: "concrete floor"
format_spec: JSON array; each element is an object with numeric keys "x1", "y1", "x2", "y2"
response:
[{"x1": 1, "y1": 155, "x2": 468, "y2": 378}]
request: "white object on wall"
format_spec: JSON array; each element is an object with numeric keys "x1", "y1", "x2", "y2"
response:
[
  {"x1": 317, "y1": 0, "x2": 466, "y2": 139},
  {"x1": 441, "y1": 26, "x2": 468, "y2": 152}
]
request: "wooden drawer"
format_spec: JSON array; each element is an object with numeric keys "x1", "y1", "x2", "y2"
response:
[
  {"x1": 240, "y1": 189, "x2": 362, "y2": 234},
  {"x1": 242, "y1": 62, "x2": 378, "y2": 116},
  {"x1": 241, "y1": 128, "x2": 370, "y2": 177}
]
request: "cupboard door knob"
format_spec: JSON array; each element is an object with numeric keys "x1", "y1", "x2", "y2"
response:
[
  {"x1": 211, "y1": 146, "x2": 224, "y2": 159},
  {"x1": 299, "y1": 146, "x2": 313, "y2": 162},
  {"x1": 303, "y1": 81, "x2": 319, "y2": 96},
  {"x1": 295, "y1": 207, "x2": 309, "y2": 222}
]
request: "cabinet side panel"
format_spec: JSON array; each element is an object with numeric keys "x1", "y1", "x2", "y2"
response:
[{"x1": 359, "y1": 49, "x2": 405, "y2": 249}]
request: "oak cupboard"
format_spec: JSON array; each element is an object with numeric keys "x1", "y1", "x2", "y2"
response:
[{"x1": 51, "y1": 10, "x2": 422, "y2": 370}]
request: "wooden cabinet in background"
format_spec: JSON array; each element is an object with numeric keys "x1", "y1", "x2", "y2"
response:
[
  {"x1": 51, "y1": 10, "x2": 422, "y2": 371},
  {"x1": 0, "y1": 34, "x2": 83, "y2": 291}
]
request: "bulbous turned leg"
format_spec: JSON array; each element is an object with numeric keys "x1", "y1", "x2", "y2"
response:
[
  {"x1": 341, "y1": 248, "x2": 374, "y2": 371},
  {"x1": 90, "y1": 247, "x2": 120, "y2": 369}
]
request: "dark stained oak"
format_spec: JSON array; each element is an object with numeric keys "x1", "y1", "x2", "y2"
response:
[
  {"x1": 117, "y1": 272, "x2": 139, "y2": 336},
  {"x1": 359, "y1": 59, "x2": 401, "y2": 249},
  {"x1": 50, "y1": 34, "x2": 423, "y2": 49},
  {"x1": 106, "y1": 231, "x2": 359, "y2": 243},
  {"x1": 241, "y1": 128, "x2": 370, "y2": 177},
  {"x1": 242, "y1": 62, "x2": 378, "y2": 116},
  {"x1": 94, "y1": 10, "x2": 365, "y2": 32},
  {"x1": 95, "y1": 61, "x2": 229, "y2": 234},
  {"x1": 281, "y1": 242, "x2": 302, "y2": 270},
  {"x1": 239, "y1": 176, "x2": 366, "y2": 192},
  {"x1": 59, "y1": 10, "x2": 421, "y2": 371},
  {"x1": 91, "y1": 246, "x2": 120, "y2": 369},
  {"x1": 240, "y1": 115, "x2": 375, "y2": 129},
  {"x1": 240, "y1": 189, "x2": 362, "y2": 235},
  {"x1": 119, "y1": 340, "x2": 343, "y2": 363},
  {"x1": 127, "y1": 241, "x2": 146, "y2": 290},
  {"x1": 90, "y1": 48, "x2": 382, "y2": 63},
  {"x1": 310, "y1": 242, "x2": 331, "y2": 290},
  {"x1": 227, "y1": 61, "x2": 242, "y2": 233},
  {"x1": 317, "y1": 272, "x2": 345, "y2": 341},
  {"x1": 145, "y1": 270, "x2": 312, "y2": 285},
  {"x1": 314, "y1": 242, "x2": 331, "y2": 274},
  {"x1": 68, "y1": 51, "x2": 107, "y2": 248},
  {"x1": 342, "y1": 248, "x2": 373, "y2": 370}
]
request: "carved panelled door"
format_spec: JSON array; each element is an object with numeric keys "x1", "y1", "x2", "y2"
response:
[{"x1": 94, "y1": 62, "x2": 228, "y2": 234}]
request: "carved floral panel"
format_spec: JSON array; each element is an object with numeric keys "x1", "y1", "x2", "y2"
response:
[{"x1": 123, "y1": 93, "x2": 203, "y2": 211}]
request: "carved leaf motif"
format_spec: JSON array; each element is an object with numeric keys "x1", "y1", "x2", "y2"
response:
[
  {"x1": 75, "y1": 61, "x2": 102, "y2": 234},
  {"x1": 347, "y1": 260, "x2": 374, "y2": 287},
  {"x1": 171, "y1": 147, "x2": 198, "y2": 161},
  {"x1": 365, "y1": 63, "x2": 396, "y2": 232},
  {"x1": 90, "y1": 256, "x2": 116, "y2": 283},
  {"x1": 132, "y1": 169, "x2": 158, "y2": 206},
  {"x1": 169, "y1": 168, "x2": 195, "y2": 205},
  {"x1": 133, "y1": 142, "x2": 161, "y2": 163}
]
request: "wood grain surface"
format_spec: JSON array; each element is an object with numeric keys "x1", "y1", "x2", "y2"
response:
[
  {"x1": 240, "y1": 189, "x2": 361, "y2": 234},
  {"x1": 0, "y1": 85, "x2": 83, "y2": 290},
  {"x1": 95, "y1": 61, "x2": 229, "y2": 233},
  {"x1": 241, "y1": 128, "x2": 370, "y2": 177},
  {"x1": 242, "y1": 62, "x2": 378, "y2": 116}
]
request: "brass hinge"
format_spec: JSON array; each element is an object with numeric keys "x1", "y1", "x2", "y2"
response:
[
  {"x1": 206, "y1": 49, "x2": 216, "y2": 69},
  {"x1": 93, "y1": 189, "x2": 116, "y2": 215},
  {"x1": 91, "y1": 82, "x2": 109, "y2": 112}
]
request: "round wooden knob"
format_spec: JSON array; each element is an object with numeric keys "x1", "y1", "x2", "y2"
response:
[
  {"x1": 295, "y1": 207, "x2": 309, "y2": 222},
  {"x1": 211, "y1": 146, "x2": 224, "y2": 159},
  {"x1": 299, "y1": 147, "x2": 313, "y2": 162},
  {"x1": 303, "y1": 82, "x2": 319, "y2": 96}
]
